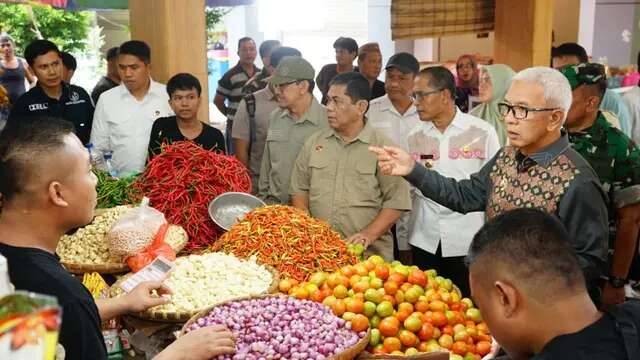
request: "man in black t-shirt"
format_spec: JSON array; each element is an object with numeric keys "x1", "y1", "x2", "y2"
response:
[
  {"x1": 0, "y1": 117, "x2": 236, "y2": 360},
  {"x1": 467, "y1": 208, "x2": 638, "y2": 360},
  {"x1": 9, "y1": 40, "x2": 93, "y2": 144}
]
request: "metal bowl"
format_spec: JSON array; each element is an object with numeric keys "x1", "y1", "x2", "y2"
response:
[{"x1": 208, "y1": 192, "x2": 266, "y2": 231}]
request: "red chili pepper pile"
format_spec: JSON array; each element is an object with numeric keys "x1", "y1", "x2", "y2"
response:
[
  {"x1": 210, "y1": 205, "x2": 358, "y2": 282},
  {"x1": 132, "y1": 141, "x2": 251, "y2": 251}
]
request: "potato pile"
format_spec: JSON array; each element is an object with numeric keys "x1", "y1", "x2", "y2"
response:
[{"x1": 57, "y1": 206, "x2": 186, "y2": 265}]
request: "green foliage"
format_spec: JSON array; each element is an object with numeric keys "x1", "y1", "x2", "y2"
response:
[
  {"x1": 0, "y1": 4, "x2": 91, "y2": 56},
  {"x1": 206, "y1": 7, "x2": 229, "y2": 33}
]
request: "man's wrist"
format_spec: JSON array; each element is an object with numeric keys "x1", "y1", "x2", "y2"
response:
[{"x1": 608, "y1": 276, "x2": 627, "y2": 288}]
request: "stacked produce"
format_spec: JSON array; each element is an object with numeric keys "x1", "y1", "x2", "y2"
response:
[
  {"x1": 132, "y1": 141, "x2": 251, "y2": 251},
  {"x1": 56, "y1": 206, "x2": 186, "y2": 266},
  {"x1": 210, "y1": 205, "x2": 358, "y2": 282},
  {"x1": 280, "y1": 256, "x2": 492, "y2": 359},
  {"x1": 185, "y1": 296, "x2": 368, "y2": 360},
  {"x1": 94, "y1": 170, "x2": 139, "y2": 209},
  {"x1": 116, "y1": 252, "x2": 274, "y2": 314}
]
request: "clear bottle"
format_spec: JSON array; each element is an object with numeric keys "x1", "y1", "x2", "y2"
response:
[
  {"x1": 86, "y1": 143, "x2": 102, "y2": 169},
  {"x1": 102, "y1": 151, "x2": 118, "y2": 178},
  {"x1": 0, "y1": 254, "x2": 13, "y2": 297}
]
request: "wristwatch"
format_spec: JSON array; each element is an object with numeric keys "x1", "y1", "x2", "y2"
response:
[{"x1": 609, "y1": 276, "x2": 626, "y2": 288}]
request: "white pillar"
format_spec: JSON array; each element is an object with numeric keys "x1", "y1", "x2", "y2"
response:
[{"x1": 578, "y1": 0, "x2": 596, "y2": 55}]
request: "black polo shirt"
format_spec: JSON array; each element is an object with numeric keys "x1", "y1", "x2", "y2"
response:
[
  {"x1": 0, "y1": 242, "x2": 107, "y2": 360},
  {"x1": 8, "y1": 83, "x2": 94, "y2": 144}
]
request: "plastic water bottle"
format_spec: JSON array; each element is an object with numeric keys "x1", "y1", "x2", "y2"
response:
[
  {"x1": 103, "y1": 151, "x2": 118, "y2": 178},
  {"x1": 86, "y1": 143, "x2": 102, "y2": 169}
]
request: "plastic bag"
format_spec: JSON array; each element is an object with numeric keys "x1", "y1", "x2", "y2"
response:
[
  {"x1": 107, "y1": 197, "x2": 166, "y2": 259},
  {"x1": 126, "y1": 223, "x2": 176, "y2": 272}
]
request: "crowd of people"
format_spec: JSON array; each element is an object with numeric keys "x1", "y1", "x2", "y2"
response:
[{"x1": 0, "y1": 32, "x2": 639, "y2": 360}]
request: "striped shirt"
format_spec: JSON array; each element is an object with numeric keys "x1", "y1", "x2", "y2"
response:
[{"x1": 216, "y1": 63, "x2": 260, "y2": 121}]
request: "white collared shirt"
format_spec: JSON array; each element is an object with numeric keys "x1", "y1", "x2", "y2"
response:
[
  {"x1": 90, "y1": 80, "x2": 174, "y2": 176},
  {"x1": 407, "y1": 108, "x2": 500, "y2": 257},
  {"x1": 367, "y1": 95, "x2": 421, "y2": 150}
]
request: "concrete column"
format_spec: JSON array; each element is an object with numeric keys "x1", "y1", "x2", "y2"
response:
[
  {"x1": 129, "y1": 0, "x2": 209, "y2": 121},
  {"x1": 494, "y1": 0, "x2": 553, "y2": 71}
]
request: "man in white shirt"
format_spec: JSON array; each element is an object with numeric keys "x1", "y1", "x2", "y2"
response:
[
  {"x1": 407, "y1": 66, "x2": 500, "y2": 295},
  {"x1": 368, "y1": 52, "x2": 421, "y2": 263},
  {"x1": 90, "y1": 40, "x2": 173, "y2": 176}
]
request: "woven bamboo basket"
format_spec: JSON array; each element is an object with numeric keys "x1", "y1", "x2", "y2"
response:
[
  {"x1": 61, "y1": 225, "x2": 188, "y2": 274},
  {"x1": 110, "y1": 265, "x2": 279, "y2": 323},
  {"x1": 357, "y1": 351, "x2": 450, "y2": 360},
  {"x1": 180, "y1": 294, "x2": 370, "y2": 360}
]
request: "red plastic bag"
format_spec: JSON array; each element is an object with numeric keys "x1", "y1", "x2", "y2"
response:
[{"x1": 126, "y1": 223, "x2": 176, "y2": 272}]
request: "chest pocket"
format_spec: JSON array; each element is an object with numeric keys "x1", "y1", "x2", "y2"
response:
[{"x1": 348, "y1": 159, "x2": 381, "y2": 207}]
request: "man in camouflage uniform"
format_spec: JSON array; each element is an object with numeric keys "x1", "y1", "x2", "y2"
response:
[{"x1": 561, "y1": 63, "x2": 640, "y2": 306}]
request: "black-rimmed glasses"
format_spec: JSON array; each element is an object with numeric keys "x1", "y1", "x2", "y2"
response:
[
  {"x1": 411, "y1": 89, "x2": 443, "y2": 102},
  {"x1": 498, "y1": 102, "x2": 559, "y2": 120}
]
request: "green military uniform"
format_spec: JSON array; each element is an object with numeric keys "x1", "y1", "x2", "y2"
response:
[
  {"x1": 290, "y1": 122, "x2": 412, "y2": 261},
  {"x1": 562, "y1": 64, "x2": 640, "y2": 253},
  {"x1": 258, "y1": 56, "x2": 329, "y2": 204}
]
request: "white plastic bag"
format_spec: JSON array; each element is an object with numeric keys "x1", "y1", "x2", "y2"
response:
[{"x1": 107, "y1": 197, "x2": 166, "y2": 258}]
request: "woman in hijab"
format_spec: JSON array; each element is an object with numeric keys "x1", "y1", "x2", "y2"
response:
[
  {"x1": 470, "y1": 64, "x2": 516, "y2": 146},
  {"x1": 455, "y1": 55, "x2": 479, "y2": 112}
]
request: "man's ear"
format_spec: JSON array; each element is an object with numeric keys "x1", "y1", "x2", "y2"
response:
[
  {"x1": 357, "y1": 99, "x2": 369, "y2": 116},
  {"x1": 494, "y1": 280, "x2": 520, "y2": 318},
  {"x1": 48, "y1": 181, "x2": 69, "y2": 208},
  {"x1": 547, "y1": 109, "x2": 565, "y2": 131}
]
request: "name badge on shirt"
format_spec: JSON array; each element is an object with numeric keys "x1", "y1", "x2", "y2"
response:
[{"x1": 266, "y1": 129, "x2": 286, "y2": 142}]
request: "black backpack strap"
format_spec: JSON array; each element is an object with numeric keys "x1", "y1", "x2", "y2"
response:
[
  {"x1": 245, "y1": 93, "x2": 257, "y2": 159},
  {"x1": 605, "y1": 303, "x2": 640, "y2": 359}
]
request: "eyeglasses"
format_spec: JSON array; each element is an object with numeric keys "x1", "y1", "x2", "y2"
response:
[
  {"x1": 498, "y1": 102, "x2": 559, "y2": 120},
  {"x1": 410, "y1": 89, "x2": 443, "y2": 102}
]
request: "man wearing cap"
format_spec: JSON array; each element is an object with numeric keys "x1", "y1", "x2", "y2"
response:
[
  {"x1": 366, "y1": 53, "x2": 421, "y2": 263},
  {"x1": 560, "y1": 63, "x2": 640, "y2": 306},
  {"x1": 290, "y1": 72, "x2": 411, "y2": 262},
  {"x1": 258, "y1": 56, "x2": 328, "y2": 204}
]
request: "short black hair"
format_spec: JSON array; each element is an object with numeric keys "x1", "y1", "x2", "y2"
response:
[
  {"x1": 467, "y1": 208, "x2": 584, "y2": 295},
  {"x1": 333, "y1": 37, "x2": 358, "y2": 54},
  {"x1": 259, "y1": 40, "x2": 280, "y2": 59},
  {"x1": 166, "y1": 73, "x2": 202, "y2": 97},
  {"x1": 60, "y1": 52, "x2": 77, "y2": 71},
  {"x1": 418, "y1": 66, "x2": 456, "y2": 100},
  {"x1": 329, "y1": 72, "x2": 371, "y2": 104},
  {"x1": 106, "y1": 46, "x2": 119, "y2": 61},
  {"x1": 552, "y1": 42, "x2": 588, "y2": 63},
  {"x1": 24, "y1": 39, "x2": 60, "y2": 67},
  {"x1": 238, "y1": 37, "x2": 255, "y2": 50},
  {"x1": 119, "y1": 40, "x2": 151, "y2": 64},
  {"x1": 0, "y1": 117, "x2": 75, "y2": 206},
  {"x1": 270, "y1": 47, "x2": 302, "y2": 68}
]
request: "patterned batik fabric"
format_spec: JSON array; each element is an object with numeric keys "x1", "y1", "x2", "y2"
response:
[{"x1": 486, "y1": 146, "x2": 580, "y2": 219}]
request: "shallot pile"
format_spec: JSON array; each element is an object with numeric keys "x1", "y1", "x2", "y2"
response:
[{"x1": 186, "y1": 296, "x2": 366, "y2": 360}]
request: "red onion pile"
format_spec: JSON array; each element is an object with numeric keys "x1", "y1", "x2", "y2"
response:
[{"x1": 186, "y1": 296, "x2": 366, "y2": 360}]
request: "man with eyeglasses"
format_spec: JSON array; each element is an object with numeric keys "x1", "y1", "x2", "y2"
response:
[
  {"x1": 258, "y1": 56, "x2": 328, "y2": 204},
  {"x1": 370, "y1": 67, "x2": 609, "y2": 302},
  {"x1": 290, "y1": 72, "x2": 411, "y2": 262},
  {"x1": 560, "y1": 63, "x2": 640, "y2": 307},
  {"x1": 399, "y1": 66, "x2": 500, "y2": 295}
]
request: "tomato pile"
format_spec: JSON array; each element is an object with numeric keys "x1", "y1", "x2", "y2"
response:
[{"x1": 278, "y1": 256, "x2": 492, "y2": 359}]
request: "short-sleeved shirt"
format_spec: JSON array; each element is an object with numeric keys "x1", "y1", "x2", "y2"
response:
[
  {"x1": 147, "y1": 116, "x2": 226, "y2": 160},
  {"x1": 568, "y1": 112, "x2": 640, "y2": 253},
  {"x1": 216, "y1": 63, "x2": 260, "y2": 122},
  {"x1": 90, "y1": 81, "x2": 174, "y2": 176},
  {"x1": 9, "y1": 83, "x2": 94, "y2": 144},
  {"x1": 241, "y1": 68, "x2": 270, "y2": 95},
  {"x1": 290, "y1": 122, "x2": 412, "y2": 261},
  {"x1": 258, "y1": 97, "x2": 328, "y2": 204},
  {"x1": 0, "y1": 242, "x2": 107, "y2": 360},
  {"x1": 232, "y1": 86, "x2": 279, "y2": 189}
]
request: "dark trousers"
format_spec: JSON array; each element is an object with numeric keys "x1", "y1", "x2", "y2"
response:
[{"x1": 411, "y1": 244, "x2": 470, "y2": 297}]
